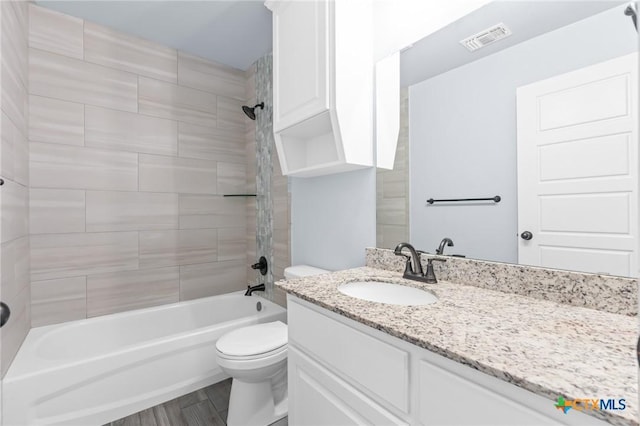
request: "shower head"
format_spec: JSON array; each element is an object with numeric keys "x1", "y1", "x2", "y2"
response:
[
  {"x1": 242, "y1": 102, "x2": 264, "y2": 120},
  {"x1": 625, "y1": 3, "x2": 637, "y2": 32}
]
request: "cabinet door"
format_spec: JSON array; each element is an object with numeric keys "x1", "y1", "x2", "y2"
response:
[
  {"x1": 288, "y1": 346, "x2": 407, "y2": 426},
  {"x1": 418, "y1": 358, "x2": 607, "y2": 426},
  {"x1": 272, "y1": 0, "x2": 330, "y2": 132}
]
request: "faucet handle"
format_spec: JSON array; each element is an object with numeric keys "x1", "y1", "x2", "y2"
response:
[
  {"x1": 402, "y1": 258, "x2": 414, "y2": 275},
  {"x1": 424, "y1": 257, "x2": 446, "y2": 284},
  {"x1": 395, "y1": 253, "x2": 413, "y2": 275}
]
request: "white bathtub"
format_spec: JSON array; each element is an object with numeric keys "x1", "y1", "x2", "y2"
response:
[{"x1": 3, "y1": 292, "x2": 286, "y2": 426}]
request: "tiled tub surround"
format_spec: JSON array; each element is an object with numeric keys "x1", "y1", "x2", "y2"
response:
[
  {"x1": 366, "y1": 247, "x2": 638, "y2": 316},
  {"x1": 27, "y1": 4, "x2": 250, "y2": 326},
  {"x1": 255, "y1": 54, "x2": 291, "y2": 302},
  {"x1": 246, "y1": 54, "x2": 291, "y2": 307},
  {"x1": 276, "y1": 267, "x2": 638, "y2": 426},
  {"x1": 1, "y1": 0, "x2": 30, "y2": 377}
]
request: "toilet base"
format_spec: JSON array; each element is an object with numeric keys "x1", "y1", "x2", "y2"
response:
[{"x1": 226, "y1": 377, "x2": 287, "y2": 426}]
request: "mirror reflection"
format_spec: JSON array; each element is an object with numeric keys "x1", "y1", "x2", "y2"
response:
[{"x1": 376, "y1": 1, "x2": 639, "y2": 278}]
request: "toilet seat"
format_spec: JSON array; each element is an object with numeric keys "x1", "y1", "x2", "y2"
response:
[
  {"x1": 217, "y1": 344, "x2": 287, "y2": 361},
  {"x1": 216, "y1": 345, "x2": 288, "y2": 372},
  {"x1": 216, "y1": 321, "x2": 288, "y2": 358}
]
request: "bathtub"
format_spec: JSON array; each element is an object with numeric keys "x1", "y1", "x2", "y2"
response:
[{"x1": 3, "y1": 292, "x2": 286, "y2": 426}]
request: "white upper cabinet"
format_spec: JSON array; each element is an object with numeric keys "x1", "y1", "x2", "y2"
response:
[{"x1": 266, "y1": 0, "x2": 374, "y2": 177}]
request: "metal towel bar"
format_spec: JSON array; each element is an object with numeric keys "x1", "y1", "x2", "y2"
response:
[{"x1": 427, "y1": 195, "x2": 501, "y2": 204}]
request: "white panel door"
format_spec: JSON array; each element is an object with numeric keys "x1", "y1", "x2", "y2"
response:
[{"x1": 517, "y1": 53, "x2": 638, "y2": 277}]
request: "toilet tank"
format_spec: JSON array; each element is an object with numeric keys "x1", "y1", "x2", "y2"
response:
[{"x1": 284, "y1": 265, "x2": 329, "y2": 279}]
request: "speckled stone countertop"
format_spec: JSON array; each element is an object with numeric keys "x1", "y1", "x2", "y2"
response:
[{"x1": 276, "y1": 267, "x2": 638, "y2": 426}]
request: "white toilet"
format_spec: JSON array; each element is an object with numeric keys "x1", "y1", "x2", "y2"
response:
[{"x1": 215, "y1": 265, "x2": 328, "y2": 426}]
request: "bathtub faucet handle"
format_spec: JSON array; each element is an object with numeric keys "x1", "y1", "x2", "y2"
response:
[{"x1": 251, "y1": 256, "x2": 268, "y2": 276}]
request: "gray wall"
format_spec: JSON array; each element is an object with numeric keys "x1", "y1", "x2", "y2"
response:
[
  {"x1": 291, "y1": 168, "x2": 376, "y2": 271},
  {"x1": 409, "y1": 5, "x2": 638, "y2": 262}
]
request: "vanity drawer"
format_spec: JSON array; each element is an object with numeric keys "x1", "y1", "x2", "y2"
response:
[{"x1": 288, "y1": 299, "x2": 410, "y2": 413}]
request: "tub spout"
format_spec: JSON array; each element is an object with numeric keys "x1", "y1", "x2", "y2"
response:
[{"x1": 245, "y1": 283, "x2": 266, "y2": 296}]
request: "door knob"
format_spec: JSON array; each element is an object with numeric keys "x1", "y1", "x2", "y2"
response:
[
  {"x1": 0, "y1": 302, "x2": 10, "y2": 327},
  {"x1": 520, "y1": 231, "x2": 533, "y2": 240}
]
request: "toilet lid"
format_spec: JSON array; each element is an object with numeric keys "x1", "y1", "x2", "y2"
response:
[{"x1": 216, "y1": 321, "x2": 287, "y2": 357}]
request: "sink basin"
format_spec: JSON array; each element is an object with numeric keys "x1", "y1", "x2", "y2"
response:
[{"x1": 338, "y1": 281, "x2": 438, "y2": 306}]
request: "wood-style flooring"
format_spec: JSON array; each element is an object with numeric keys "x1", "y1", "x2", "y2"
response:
[{"x1": 105, "y1": 379, "x2": 288, "y2": 426}]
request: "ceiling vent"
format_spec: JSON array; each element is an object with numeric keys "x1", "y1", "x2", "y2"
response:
[{"x1": 460, "y1": 23, "x2": 512, "y2": 52}]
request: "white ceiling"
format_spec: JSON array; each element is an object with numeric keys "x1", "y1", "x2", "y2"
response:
[
  {"x1": 36, "y1": 0, "x2": 272, "y2": 71},
  {"x1": 401, "y1": 1, "x2": 628, "y2": 86}
]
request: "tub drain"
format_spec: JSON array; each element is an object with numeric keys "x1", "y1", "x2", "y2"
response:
[{"x1": 256, "y1": 301, "x2": 262, "y2": 312}]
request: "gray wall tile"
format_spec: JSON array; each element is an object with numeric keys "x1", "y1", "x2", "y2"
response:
[
  {"x1": 217, "y1": 96, "x2": 245, "y2": 130},
  {"x1": 30, "y1": 188, "x2": 85, "y2": 234},
  {"x1": 2, "y1": 2, "x2": 29, "y2": 134},
  {"x1": 217, "y1": 162, "x2": 246, "y2": 194},
  {"x1": 85, "y1": 105, "x2": 177, "y2": 156},
  {"x1": 217, "y1": 228, "x2": 246, "y2": 261},
  {"x1": 31, "y1": 276, "x2": 87, "y2": 326},
  {"x1": 180, "y1": 261, "x2": 246, "y2": 301},
  {"x1": 29, "y1": 4, "x2": 83, "y2": 59},
  {"x1": 376, "y1": 87, "x2": 409, "y2": 249},
  {"x1": 1, "y1": 236, "x2": 30, "y2": 306},
  {"x1": 30, "y1": 142, "x2": 138, "y2": 191},
  {"x1": 1, "y1": 112, "x2": 17, "y2": 182},
  {"x1": 177, "y1": 52, "x2": 244, "y2": 99},
  {"x1": 179, "y1": 195, "x2": 246, "y2": 229},
  {"x1": 1, "y1": 179, "x2": 28, "y2": 244},
  {"x1": 139, "y1": 154, "x2": 216, "y2": 194},
  {"x1": 29, "y1": 95, "x2": 84, "y2": 146},
  {"x1": 1, "y1": 0, "x2": 29, "y2": 378},
  {"x1": 31, "y1": 232, "x2": 139, "y2": 281},
  {"x1": 86, "y1": 191, "x2": 178, "y2": 232},
  {"x1": 22, "y1": 8, "x2": 255, "y2": 327},
  {"x1": 139, "y1": 229, "x2": 217, "y2": 269},
  {"x1": 2, "y1": 111, "x2": 29, "y2": 187},
  {"x1": 178, "y1": 122, "x2": 245, "y2": 163},
  {"x1": 87, "y1": 267, "x2": 179, "y2": 317},
  {"x1": 84, "y1": 21, "x2": 177, "y2": 83},
  {"x1": 30, "y1": 48, "x2": 138, "y2": 112},
  {"x1": 138, "y1": 76, "x2": 216, "y2": 127},
  {"x1": 1, "y1": 285, "x2": 30, "y2": 377}
]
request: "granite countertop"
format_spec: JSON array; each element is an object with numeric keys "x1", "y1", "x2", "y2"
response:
[{"x1": 276, "y1": 266, "x2": 638, "y2": 426}]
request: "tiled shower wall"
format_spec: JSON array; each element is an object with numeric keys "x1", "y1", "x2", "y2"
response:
[
  {"x1": 245, "y1": 64, "x2": 258, "y2": 287},
  {"x1": 376, "y1": 87, "x2": 409, "y2": 249},
  {"x1": 28, "y1": 5, "x2": 249, "y2": 326},
  {"x1": 1, "y1": 0, "x2": 30, "y2": 377},
  {"x1": 254, "y1": 54, "x2": 290, "y2": 306}
]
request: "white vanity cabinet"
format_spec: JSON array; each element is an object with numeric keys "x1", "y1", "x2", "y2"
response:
[
  {"x1": 266, "y1": 0, "x2": 374, "y2": 177},
  {"x1": 287, "y1": 296, "x2": 608, "y2": 426}
]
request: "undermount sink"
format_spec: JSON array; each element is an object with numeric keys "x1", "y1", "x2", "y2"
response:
[{"x1": 338, "y1": 281, "x2": 438, "y2": 306}]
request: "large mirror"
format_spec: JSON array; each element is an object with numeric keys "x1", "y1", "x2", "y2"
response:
[{"x1": 376, "y1": 1, "x2": 639, "y2": 278}]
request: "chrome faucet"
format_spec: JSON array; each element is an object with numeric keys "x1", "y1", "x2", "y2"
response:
[{"x1": 436, "y1": 238, "x2": 454, "y2": 255}]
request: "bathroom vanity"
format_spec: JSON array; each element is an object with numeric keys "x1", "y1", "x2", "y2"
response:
[{"x1": 276, "y1": 251, "x2": 637, "y2": 426}]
